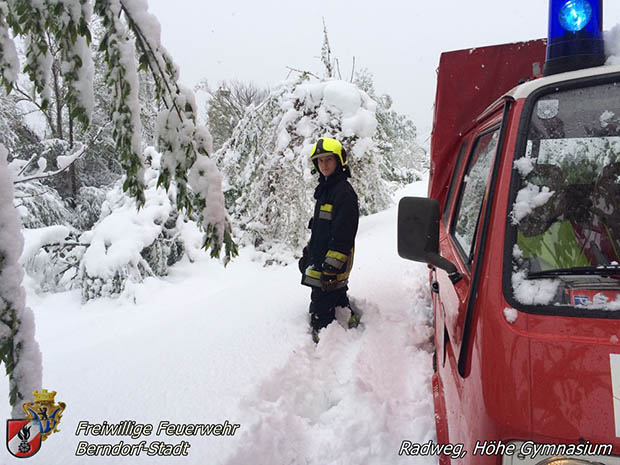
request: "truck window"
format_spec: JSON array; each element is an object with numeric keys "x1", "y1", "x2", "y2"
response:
[
  {"x1": 452, "y1": 129, "x2": 500, "y2": 264},
  {"x1": 442, "y1": 139, "x2": 470, "y2": 225},
  {"x1": 510, "y1": 81, "x2": 620, "y2": 310}
]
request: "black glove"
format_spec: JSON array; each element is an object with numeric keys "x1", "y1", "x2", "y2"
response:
[
  {"x1": 298, "y1": 246, "x2": 309, "y2": 274},
  {"x1": 320, "y1": 263, "x2": 339, "y2": 291}
]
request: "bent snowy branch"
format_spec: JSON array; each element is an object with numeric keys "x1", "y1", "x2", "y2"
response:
[
  {"x1": 12, "y1": 125, "x2": 107, "y2": 184},
  {"x1": 118, "y1": 0, "x2": 237, "y2": 261}
]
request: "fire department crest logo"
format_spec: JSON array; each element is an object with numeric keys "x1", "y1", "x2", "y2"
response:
[{"x1": 6, "y1": 389, "x2": 66, "y2": 458}]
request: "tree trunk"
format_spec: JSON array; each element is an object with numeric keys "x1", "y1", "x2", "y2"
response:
[
  {"x1": 68, "y1": 110, "x2": 77, "y2": 198},
  {"x1": 52, "y1": 64, "x2": 63, "y2": 139}
]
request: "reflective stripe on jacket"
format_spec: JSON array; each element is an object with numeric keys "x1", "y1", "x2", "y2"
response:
[{"x1": 302, "y1": 170, "x2": 359, "y2": 289}]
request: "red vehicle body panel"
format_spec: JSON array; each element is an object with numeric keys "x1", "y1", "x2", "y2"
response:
[
  {"x1": 428, "y1": 40, "x2": 620, "y2": 464},
  {"x1": 429, "y1": 39, "x2": 547, "y2": 209}
]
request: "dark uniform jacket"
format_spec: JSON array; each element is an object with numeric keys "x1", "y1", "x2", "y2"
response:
[{"x1": 302, "y1": 169, "x2": 359, "y2": 290}]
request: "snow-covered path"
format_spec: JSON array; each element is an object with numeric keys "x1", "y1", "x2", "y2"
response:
[{"x1": 1, "y1": 179, "x2": 437, "y2": 465}]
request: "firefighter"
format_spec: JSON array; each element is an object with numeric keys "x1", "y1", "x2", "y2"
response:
[{"x1": 299, "y1": 137, "x2": 359, "y2": 343}]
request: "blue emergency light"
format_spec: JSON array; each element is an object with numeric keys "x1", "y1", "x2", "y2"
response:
[{"x1": 544, "y1": 0, "x2": 605, "y2": 76}]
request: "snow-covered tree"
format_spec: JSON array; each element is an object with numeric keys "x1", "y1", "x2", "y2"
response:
[
  {"x1": 354, "y1": 68, "x2": 426, "y2": 186},
  {"x1": 0, "y1": 93, "x2": 38, "y2": 153},
  {"x1": 78, "y1": 148, "x2": 192, "y2": 301},
  {"x1": 14, "y1": 180, "x2": 73, "y2": 228},
  {"x1": 198, "y1": 79, "x2": 268, "y2": 152},
  {"x1": 1, "y1": 0, "x2": 235, "y2": 258},
  {"x1": 0, "y1": 0, "x2": 235, "y2": 414},
  {"x1": 216, "y1": 75, "x2": 390, "y2": 260},
  {"x1": 320, "y1": 18, "x2": 334, "y2": 79}
]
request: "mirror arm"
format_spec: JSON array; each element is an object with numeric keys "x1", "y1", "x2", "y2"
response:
[
  {"x1": 427, "y1": 252, "x2": 462, "y2": 284},
  {"x1": 448, "y1": 271, "x2": 463, "y2": 285}
]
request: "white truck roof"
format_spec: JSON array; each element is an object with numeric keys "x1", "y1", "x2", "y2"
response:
[{"x1": 510, "y1": 64, "x2": 620, "y2": 99}]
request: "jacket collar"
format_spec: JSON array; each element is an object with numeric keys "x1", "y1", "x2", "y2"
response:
[{"x1": 314, "y1": 168, "x2": 349, "y2": 199}]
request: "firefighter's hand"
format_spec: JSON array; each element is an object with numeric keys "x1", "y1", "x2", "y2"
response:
[
  {"x1": 320, "y1": 264, "x2": 339, "y2": 291},
  {"x1": 298, "y1": 247, "x2": 309, "y2": 274}
]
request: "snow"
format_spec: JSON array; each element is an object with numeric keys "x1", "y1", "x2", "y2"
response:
[
  {"x1": 71, "y1": 35, "x2": 95, "y2": 121},
  {"x1": 600, "y1": 110, "x2": 615, "y2": 128},
  {"x1": 56, "y1": 145, "x2": 85, "y2": 171},
  {"x1": 116, "y1": 32, "x2": 143, "y2": 163},
  {"x1": 503, "y1": 307, "x2": 518, "y2": 324},
  {"x1": 188, "y1": 154, "x2": 227, "y2": 246},
  {"x1": 20, "y1": 225, "x2": 72, "y2": 265},
  {"x1": 0, "y1": 1, "x2": 19, "y2": 85},
  {"x1": 512, "y1": 270, "x2": 560, "y2": 306},
  {"x1": 0, "y1": 144, "x2": 24, "y2": 308},
  {"x1": 511, "y1": 183, "x2": 555, "y2": 224},
  {"x1": 122, "y1": 0, "x2": 164, "y2": 54},
  {"x1": 290, "y1": 79, "x2": 378, "y2": 140},
  {"x1": 0, "y1": 177, "x2": 436, "y2": 464},
  {"x1": 0, "y1": 144, "x2": 42, "y2": 416},
  {"x1": 81, "y1": 149, "x2": 172, "y2": 280},
  {"x1": 513, "y1": 154, "x2": 535, "y2": 178},
  {"x1": 605, "y1": 24, "x2": 620, "y2": 66}
]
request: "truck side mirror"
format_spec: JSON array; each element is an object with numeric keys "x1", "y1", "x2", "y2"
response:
[{"x1": 398, "y1": 197, "x2": 462, "y2": 283}]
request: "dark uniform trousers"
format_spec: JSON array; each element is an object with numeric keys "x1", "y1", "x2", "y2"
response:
[{"x1": 309, "y1": 287, "x2": 350, "y2": 331}]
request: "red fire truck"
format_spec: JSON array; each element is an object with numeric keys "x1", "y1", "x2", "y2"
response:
[{"x1": 398, "y1": 1, "x2": 620, "y2": 464}]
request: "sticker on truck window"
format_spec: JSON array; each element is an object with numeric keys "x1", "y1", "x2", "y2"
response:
[{"x1": 569, "y1": 290, "x2": 619, "y2": 307}]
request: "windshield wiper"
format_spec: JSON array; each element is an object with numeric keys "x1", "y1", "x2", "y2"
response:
[{"x1": 527, "y1": 264, "x2": 620, "y2": 279}]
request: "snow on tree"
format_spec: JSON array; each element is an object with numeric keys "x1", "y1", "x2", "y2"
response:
[
  {"x1": 320, "y1": 18, "x2": 334, "y2": 79},
  {"x1": 0, "y1": 93, "x2": 38, "y2": 153},
  {"x1": 216, "y1": 74, "x2": 391, "y2": 259},
  {"x1": 13, "y1": 180, "x2": 74, "y2": 229},
  {"x1": 79, "y1": 147, "x2": 196, "y2": 301},
  {"x1": 0, "y1": 144, "x2": 42, "y2": 417},
  {"x1": 0, "y1": 0, "x2": 236, "y2": 414},
  {"x1": 198, "y1": 79, "x2": 269, "y2": 152},
  {"x1": 1, "y1": 0, "x2": 235, "y2": 259},
  {"x1": 354, "y1": 68, "x2": 426, "y2": 186}
]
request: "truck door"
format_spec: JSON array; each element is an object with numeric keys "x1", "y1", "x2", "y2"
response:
[{"x1": 437, "y1": 113, "x2": 504, "y2": 374}]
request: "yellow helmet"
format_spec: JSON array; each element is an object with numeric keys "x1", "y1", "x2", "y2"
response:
[{"x1": 310, "y1": 137, "x2": 347, "y2": 169}]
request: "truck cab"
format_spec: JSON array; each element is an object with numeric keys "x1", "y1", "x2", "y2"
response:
[{"x1": 398, "y1": 2, "x2": 620, "y2": 463}]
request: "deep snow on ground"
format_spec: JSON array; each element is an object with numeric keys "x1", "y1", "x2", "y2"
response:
[{"x1": 0, "y1": 178, "x2": 437, "y2": 465}]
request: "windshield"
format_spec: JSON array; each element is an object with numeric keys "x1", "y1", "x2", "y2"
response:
[{"x1": 510, "y1": 81, "x2": 620, "y2": 310}]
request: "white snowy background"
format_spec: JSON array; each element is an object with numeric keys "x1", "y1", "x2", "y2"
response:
[{"x1": 0, "y1": 178, "x2": 436, "y2": 465}]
